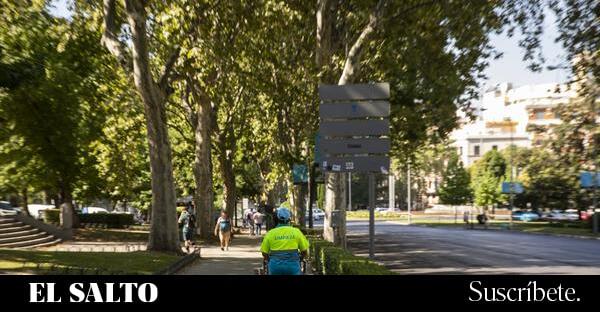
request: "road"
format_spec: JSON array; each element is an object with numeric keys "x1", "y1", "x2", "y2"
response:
[{"x1": 346, "y1": 221, "x2": 600, "y2": 274}]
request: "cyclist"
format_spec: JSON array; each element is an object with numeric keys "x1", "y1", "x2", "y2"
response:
[{"x1": 260, "y1": 207, "x2": 309, "y2": 275}]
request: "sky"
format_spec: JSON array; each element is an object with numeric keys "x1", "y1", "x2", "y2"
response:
[{"x1": 48, "y1": 0, "x2": 570, "y2": 90}]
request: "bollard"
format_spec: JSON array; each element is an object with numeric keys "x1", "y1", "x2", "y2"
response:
[{"x1": 594, "y1": 212, "x2": 599, "y2": 234}]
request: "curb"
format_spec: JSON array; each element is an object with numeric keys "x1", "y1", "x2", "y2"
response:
[{"x1": 154, "y1": 248, "x2": 201, "y2": 275}]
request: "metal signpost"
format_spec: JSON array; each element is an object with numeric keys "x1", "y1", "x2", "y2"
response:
[
  {"x1": 501, "y1": 182, "x2": 524, "y2": 228},
  {"x1": 580, "y1": 171, "x2": 600, "y2": 234},
  {"x1": 318, "y1": 83, "x2": 390, "y2": 259}
]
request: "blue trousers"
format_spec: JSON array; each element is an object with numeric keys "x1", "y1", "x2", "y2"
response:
[{"x1": 268, "y1": 252, "x2": 301, "y2": 275}]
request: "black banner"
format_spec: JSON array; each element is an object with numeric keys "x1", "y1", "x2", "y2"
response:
[{"x1": 0, "y1": 275, "x2": 598, "y2": 308}]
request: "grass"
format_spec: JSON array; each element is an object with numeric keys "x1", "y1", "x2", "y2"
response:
[
  {"x1": 412, "y1": 219, "x2": 600, "y2": 237},
  {"x1": 0, "y1": 249, "x2": 181, "y2": 275},
  {"x1": 74, "y1": 228, "x2": 149, "y2": 242},
  {"x1": 508, "y1": 221, "x2": 599, "y2": 237}
]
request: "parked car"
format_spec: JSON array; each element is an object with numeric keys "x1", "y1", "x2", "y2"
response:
[
  {"x1": 81, "y1": 206, "x2": 109, "y2": 214},
  {"x1": 0, "y1": 201, "x2": 20, "y2": 215},
  {"x1": 306, "y1": 208, "x2": 325, "y2": 221},
  {"x1": 27, "y1": 204, "x2": 55, "y2": 219},
  {"x1": 512, "y1": 210, "x2": 540, "y2": 222},
  {"x1": 543, "y1": 210, "x2": 579, "y2": 221},
  {"x1": 374, "y1": 207, "x2": 389, "y2": 213}
]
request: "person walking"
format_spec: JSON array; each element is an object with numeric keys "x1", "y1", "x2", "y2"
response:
[
  {"x1": 178, "y1": 206, "x2": 196, "y2": 253},
  {"x1": 214, "y1": 210, "x2": 232, "y2": 251},
  {"x1": 245, "y1": 209, "x2": 255, "y2": 235},
  {"x1": 253, "y1": 210, "x2": 264, "y2": 236}
]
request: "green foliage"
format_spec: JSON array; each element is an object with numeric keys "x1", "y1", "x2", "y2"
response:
[
  {"x1": 0, "y1": 2, "x2": 121, "y2": 210},
  {"x1": 471, "y1": 150, "x2": 507, "y2": 208},
  {"x1": 309, "y1": 239, "x2": 394, "y2": 275},
  {"x1": 438, "y1": 153, "x2": 472, "y2": 205},
  {"x1": 517, "y1": 149, "x2": 581, "y2": 210}
]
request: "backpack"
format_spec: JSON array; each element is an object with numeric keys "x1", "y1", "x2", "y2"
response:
[
  {"x1": 220, "y1": 219, "x2": 231, "y2": 232},
  {"x1": 186, "y1": 213, "x2": 196, "y2": 229}
]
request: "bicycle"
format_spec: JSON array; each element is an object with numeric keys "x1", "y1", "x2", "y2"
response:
[{"x1": 255, "y1": 257, "x2": 307, "y2": 275}]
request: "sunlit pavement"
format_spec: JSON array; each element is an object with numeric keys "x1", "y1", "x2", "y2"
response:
[
  {"x1": 347, "y1": 221, "x2": 600, "y2": 274},
  {"x1": 176, "y1": 234, "x2": 264, "y2": 275}
]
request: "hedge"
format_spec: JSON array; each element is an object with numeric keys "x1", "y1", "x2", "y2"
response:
[
  {"x1": 78, "y1": 213, "x2": 134, "y2": 228},
  {"x1": 309, "y1": 239, "x2": 394, "y2": 275}
]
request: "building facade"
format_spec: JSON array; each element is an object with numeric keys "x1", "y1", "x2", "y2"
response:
[
  {"x1": 422, "y1": 82, "x2": 575, "y2": 207},
  {"x1": 452, "y1": 82, "x2": 575, "y2": 167}
]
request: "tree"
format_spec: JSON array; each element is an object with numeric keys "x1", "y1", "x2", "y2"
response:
[
  {"x1": 438, "y1": 154, "x2": 472, "y2": 206},
  {"x1": 99, "y1": 0, "x2": 185, "y2": 252},
  {"x1": 1, "y1": 2, "x2": 112, "y2": 227},
  {"x1": 471, "y1": 150, "x2": 507, "y2": 210}
]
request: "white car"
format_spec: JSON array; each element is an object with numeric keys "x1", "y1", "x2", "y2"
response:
[
  {"x1": 27, "y1": 204, "x2": 56, "y2": 219},
  {"x1": 306, "y1": 208, "x2": 325, "y2": 221},
  {"x1": 82, "y1": 206, "x2": 109, "y2": 214}
]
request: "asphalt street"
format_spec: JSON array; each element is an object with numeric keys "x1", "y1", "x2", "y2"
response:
[{"x1": 346, "y1": 221, "x2": 600, "y2": 274}]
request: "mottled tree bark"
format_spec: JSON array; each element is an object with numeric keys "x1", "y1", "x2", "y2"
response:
[
  {"x1": 102, "y1": 0, "x2": 180, "y2": 253},
  {"x1": 189, "y1": 81, "x2": 215, "y2": 240}
]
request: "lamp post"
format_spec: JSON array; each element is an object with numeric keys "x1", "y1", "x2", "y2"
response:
[{"x1": 508, "y1": 117, "x2": 515, "y2": 229}]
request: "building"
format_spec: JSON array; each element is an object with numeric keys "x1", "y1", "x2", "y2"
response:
[{"x1": 451, "y1": 82, "x2": 575, "y2": 167}]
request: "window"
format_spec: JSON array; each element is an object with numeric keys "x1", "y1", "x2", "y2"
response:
[
  {"x1": 492, "y1": 145, "x2": 498, "y2": 150},
  {"x1": 459, "y1": 147, "x2": 463, "y2": 155},
  {"x1": 535, "y1": 110, "x2": 545, "y2": 120},
  {"x1": 474, "y1": 145, "x2": 480, "y2": 156}
]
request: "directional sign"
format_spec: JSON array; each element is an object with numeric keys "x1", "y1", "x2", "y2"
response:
[
  {"x1": 292, "y1": 164, "x2": 308, "y2": 184},
  {"x1": 580, "y1": 171, "x2": 600, "y2": 188},
  {"x1": 319, "y1": 120, "x2": 389, "y2": 137},
  {"x1": 501, "y1": 182, "x2": 524, "y2": 194},
  {"x1": 318, "y1": 83, "x2": 390, "y2": 174},
  {"x1": 319, "y1": 138, "x2": 390, "y2": 155},
  {"x1": 321, "y1": 156, "x2": 390, "y2": 173},
  {"x1": 319, "y1": 101, "x2": 390, "y2": 119},
  {"x1": 319, "y1": 83, "x2": 390, "y2": 101}
]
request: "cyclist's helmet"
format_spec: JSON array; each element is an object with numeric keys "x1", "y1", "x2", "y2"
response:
[{"x1": 276, "y1": 207, "x2": 292, "y2": 223}]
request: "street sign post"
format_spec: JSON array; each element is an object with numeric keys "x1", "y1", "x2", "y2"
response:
[
  {"x1": 501, "y1": 182, "x2": 524, "y2": 194},
  {"x1": 292, "y1": 164, "x2": 308, "y2": 185},
  {"x1": 318, "y1": 82, "x2": 390, "y2": 259}
]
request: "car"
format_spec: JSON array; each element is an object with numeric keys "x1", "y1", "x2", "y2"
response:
[
  {"x1": 374, "y1": 207, "x2": 389, "y2": 213},
  {"x1": 306, "y1": 208, "x2": 325, "y2": 221},
  {"x1": 543, "y1": 210, "x2": 579, "y2": 221},
  {"x1": 26, "y1": 204, "x2": 56, "y2": 219},
  {"x1": 82, "y1": 206, "x2": 109, "y2": 214},
  {"x1": 0, "y1": 201, "x2": 20, "y2": 216},
  {"x1": 511, "y1": 210, "x2": 540, "y2": 222}
]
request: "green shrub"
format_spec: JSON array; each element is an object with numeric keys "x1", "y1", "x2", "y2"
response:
[
  {"x1": 42, "y1": 209, "x2": 60, "y2": 224},
  {"x1": 309, "y1": 239, "x2": 394, "y2": 275},
  {"x1": 340, "y1": 260, "x2": 395, "y2": 275},
  {"x1": 78, "y1": 213, "x2": 134, "y2": 228},
  {"x1": 310, "y1": 239, "x2": 334, "y2": 272}
]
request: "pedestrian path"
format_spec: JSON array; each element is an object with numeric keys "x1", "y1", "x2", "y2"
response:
[{"x1": 177, "y1": 233, "x2": 263, "y2": 275}]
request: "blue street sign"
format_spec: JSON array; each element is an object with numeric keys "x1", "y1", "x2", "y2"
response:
[
  {"x1": 580, "y1": 172, "x2": 600, "y2": 188},
  {"x1": 293, "y1": 164, "x2": 308, "y2": 184},
  {"x1": 501, "y1": 182, "x2": 524, "y2": 194},
  {"x1": 314, "y1": 134, "x2": 323, "y2": 164}
]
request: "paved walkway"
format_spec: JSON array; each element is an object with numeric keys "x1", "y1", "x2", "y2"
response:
[{"x1": 177, "y1": 233, "x2": 264, "y2": 275}]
